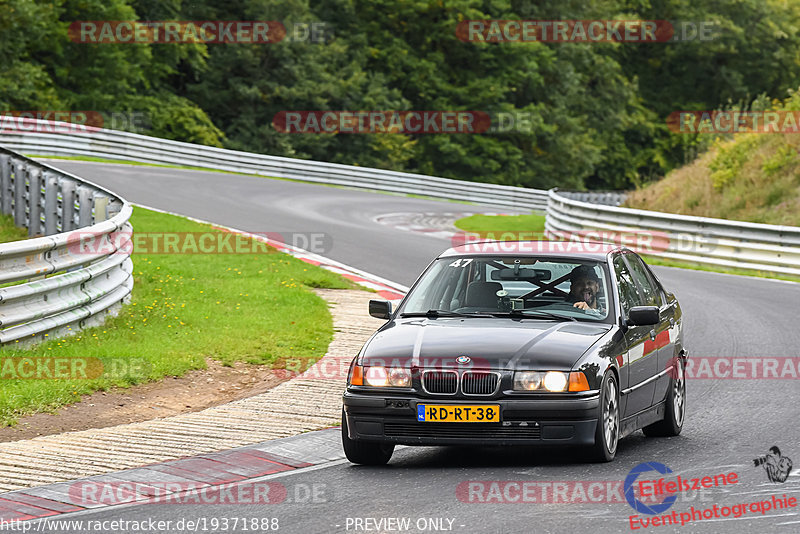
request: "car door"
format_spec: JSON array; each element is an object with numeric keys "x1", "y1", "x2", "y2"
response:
[
  {"x1": 613, "y1": 254, "x2": 657, "y2": 417},
  {"x1": 625, "y1": 252, "x2": 676, "y2": 405}
]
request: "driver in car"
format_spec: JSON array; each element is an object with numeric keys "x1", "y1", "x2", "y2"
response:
[{"x1": 567, "y1": 265, "x2": 603, "y2": 312}]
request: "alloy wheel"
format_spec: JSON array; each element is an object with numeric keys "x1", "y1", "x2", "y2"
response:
[{"x1": 603, "y1": 379, "x2": 619, "y2": 453}]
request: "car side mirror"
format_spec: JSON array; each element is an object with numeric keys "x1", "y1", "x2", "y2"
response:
[
  {"x1": 369, "y1": 300, "x2": 392, "y2": 320},
  {"x1": 627, "y1": 306, "x2": 659, "y2": 326}
]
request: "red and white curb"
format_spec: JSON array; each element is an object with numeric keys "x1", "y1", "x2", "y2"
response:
[{"x1": 0, "y1": 429, "x2": 344, "y2": 522}]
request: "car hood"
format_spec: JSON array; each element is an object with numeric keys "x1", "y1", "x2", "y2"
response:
[{"x1": 361, "y1": 318, "x2": 611, "y2": 371}]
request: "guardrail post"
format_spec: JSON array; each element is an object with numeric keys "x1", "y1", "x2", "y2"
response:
[
  {"x1": 107, "y1": 199, "x2": 123, "y2": 219},
  {"x1": 13, "y1": 160, "x2": 28, "y2": 229},
  {"x1": 43, "y1": 171, "x2": 59, "y2": 235},
  {"x1": 60, "y1": 179, "x2": 77, "y2": 232},
  {"x1": 93, "y1": 194, "x2": 110, "y2": 223},
  {"x1": 0, "y1": 154, "x2": 11, "y2": 215},
  {"x1": 76, "y1": 185, "x2": 94, "y2": 227},
  {"x1": 28, "y1": 167, "x2": 42, "y2": 237}
]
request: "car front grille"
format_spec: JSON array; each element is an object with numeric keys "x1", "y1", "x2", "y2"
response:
[
  {"x1": 384, "y1": 422, "x2": 541, "y2": 440},
  {"x1": 421, "y1": 371, "x2": 458, "y2": 394},
  {"x1": 461, "y1": 372, "x2": 500, "y2": 395}
]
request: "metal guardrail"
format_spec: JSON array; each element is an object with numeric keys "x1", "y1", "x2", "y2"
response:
[
  {"x1": 546, "y1": 190, "x2": 800, "y2": 277},
  {"x1": 556, "y1": 190, "x2": 627, "y2": 206},
  {"x1": 0, "y1": 120, "x2": 548, "y2": 211},
  {"x1": 0, "y1": 147, "x2": 133, "y2": 345},
  {"x1": 3, "y1": 120, "x2": 798, "y2": 281}
]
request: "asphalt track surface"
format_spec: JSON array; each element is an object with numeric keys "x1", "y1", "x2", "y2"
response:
[{"x1": 36, "y1": 161, "x2": 800, "y2": 533}]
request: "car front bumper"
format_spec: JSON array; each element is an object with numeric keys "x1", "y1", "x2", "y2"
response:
[{"x1": 343, "y1": 391, "x2": 600, "y2": 447}]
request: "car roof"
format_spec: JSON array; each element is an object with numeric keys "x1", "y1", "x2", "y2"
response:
[{"x1": 439, "y1": 240, "x2": 624, "y2": 261}]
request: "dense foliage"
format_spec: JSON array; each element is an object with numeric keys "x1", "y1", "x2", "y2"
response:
[
  {"x1": 625, "y1": 88, "x2": 800, "y2": 226},
  {"x1": 2, "y1": 0, "x2": 799, "y2": 190}
]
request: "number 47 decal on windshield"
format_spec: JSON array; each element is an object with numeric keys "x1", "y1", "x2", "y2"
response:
[{"x1": 449, "y1": 258, "x2": 473, "y2": 267}]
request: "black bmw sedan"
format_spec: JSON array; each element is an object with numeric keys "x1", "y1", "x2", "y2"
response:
[{"x1": 342, "y1": 240, "x2": 687, "y2": 464}]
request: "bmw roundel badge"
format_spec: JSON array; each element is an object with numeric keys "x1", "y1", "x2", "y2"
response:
[{"x1": 456, "y1": 355, "x2": 471, "y2": 365}]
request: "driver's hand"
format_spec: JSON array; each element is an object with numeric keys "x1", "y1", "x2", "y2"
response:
[{"x1": 573, "y1": 301, "x2": 590, "y2": 310}]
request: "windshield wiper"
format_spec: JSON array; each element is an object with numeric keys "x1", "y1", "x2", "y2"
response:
[
  {"x1": 489, "y1": 310, "x2": 578, "y2": 322},
  {"x1": 400, "y1": 309, "x2": 492, "y2": 318}
]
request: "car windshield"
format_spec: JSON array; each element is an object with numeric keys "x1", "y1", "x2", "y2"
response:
[{"x1": 400, "y1": 256, "x2": 612, "y2": 322}]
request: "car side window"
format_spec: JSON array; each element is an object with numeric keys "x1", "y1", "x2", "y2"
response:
[
  {"x1": 613, "y1": 255, "x2": 641, "y2": 315},
  {"x1": 624, "y1": 253, "x2": 663, "y2": 307}
]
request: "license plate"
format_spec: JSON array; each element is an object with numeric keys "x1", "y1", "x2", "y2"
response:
[{"x1": 417, "y1": 404, "x2": 500, "y2": 423}]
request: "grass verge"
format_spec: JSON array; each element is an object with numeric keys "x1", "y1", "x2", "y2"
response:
[
  {"x1": 0, "y1": 206, "x2": 356, "y2": 426},
  {"x1": 0, "y1": 213, "x2": 28, "y2": 243},
  {"x1": 454, "y1": 213, "x2": 546, "y2": 236}
]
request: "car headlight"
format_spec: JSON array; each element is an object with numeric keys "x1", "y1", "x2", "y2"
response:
[
  {"x1": 543, "y1": 371, "x2": 568, "y2": 392},
  {"x1": 349, "y1": 365, "x2": 412, "y2": 388},
  {"x1": 387, "y1": 367, "x2": 412, "y2": 387},
  {"x1": 513, "y1": 371, "x2": 543, "y2": 391},
  {"x1": 513, "y1": 370, "x2": 590, "y2": 392}
]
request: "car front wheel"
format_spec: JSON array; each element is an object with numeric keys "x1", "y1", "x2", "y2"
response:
[
  {"x1": 587, "y1": 371, "x2": 619, "y2": 462},
  {"x1": 341, "y1": 409, "x2": 394, "y2": 465}
]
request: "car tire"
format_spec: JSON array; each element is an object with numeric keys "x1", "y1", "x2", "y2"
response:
[
  {"x1": 341, "y1": 409, "x2": 394, "y2": 465},
  {"x1": 587, "y1": 371, "x2": 620, "y2": 462},
  {"x1": 643, "y1": 356, "x2": 685, "y2": 437}
]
